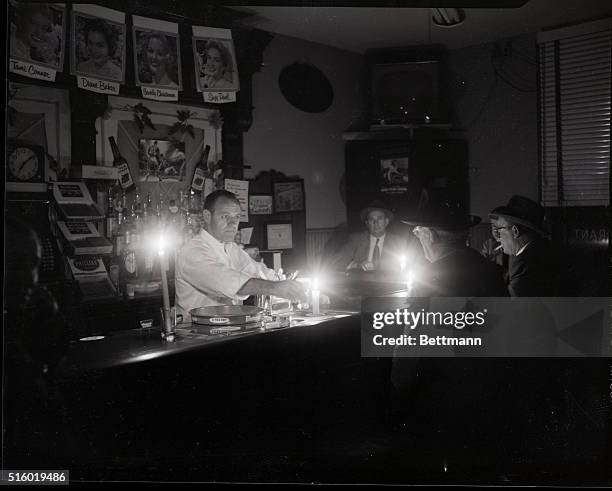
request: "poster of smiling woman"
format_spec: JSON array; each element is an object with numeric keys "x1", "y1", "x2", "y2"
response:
[
  {"x1": 8, "y1": 1, "x2": 66, "y2": 82},
  {"x1": 192, "y1": 26, "x2": 239, "y2": 104},
  {"x1": 71, "y1": 4, "x2": 126, "y2": 95},
  {"x1": 133, "y1": 15, "x2": 182, "y2": 101}
]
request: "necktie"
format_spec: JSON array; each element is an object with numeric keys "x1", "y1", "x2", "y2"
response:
[{"x1": 372, "y1": 238, "x2": 381, "y2": 268}]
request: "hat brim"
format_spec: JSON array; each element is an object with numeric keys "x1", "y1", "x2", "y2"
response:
[
  {"x1": 401, "y1": 215, "x2": 482, "y2": 230},
  {"x1": 488, "y1": 210, "x2": 547, "y2": 236},
  {"x1": 360, "y1": 207, "x2": 394, "y2": 222}
]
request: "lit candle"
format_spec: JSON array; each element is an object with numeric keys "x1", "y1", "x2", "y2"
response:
[
  {"x1": 311, "y1": 277, "x2": 320, "y2": 316},
  {"x1": 406, "y1": 269, "x2": 414, "y2": 296},
  {"x1": 399, "y1": 255, "x2": 406, "y2": 272},
  {"x1": 158, "y1": 235, "x2": 173, "y2": 338}
]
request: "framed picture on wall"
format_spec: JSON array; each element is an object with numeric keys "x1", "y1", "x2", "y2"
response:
[
  {"x1": 249, "y1": 195, "x2": 273, "y2": 215},
  {"x1": 272, "y1": 179, "x2": 304, "y2": 213},
  {"x1": 266, "y1": 223, "x2": 293, "y2": 250}
]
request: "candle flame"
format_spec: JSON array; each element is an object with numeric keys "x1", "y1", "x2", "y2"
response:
[
  {"x1": 311, "y1": 277, "x2": 320, "y2": 291},
  {"x1": 158, "y1": 234, "x2": 165, "y2": 254}
]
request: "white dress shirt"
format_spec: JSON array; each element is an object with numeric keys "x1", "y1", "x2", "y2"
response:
[
  {"x1": 175, "y1": 229, "x2": 276, "y2": 318},
  {"x1": 367, "y1": 234, "x2": 386, "y2": 262}
]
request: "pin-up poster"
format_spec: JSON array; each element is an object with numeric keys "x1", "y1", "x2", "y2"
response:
[
  {"x1": 8, "y1": 1, "x2": 66, "y2": 82},
  {"x1": 133, "y1": 15, "x2": 182, "y2": 101},
  {"x1": 71, "y1": 4, "x2": 126, "y2": 95},
  {"x1": 192, "y1": 26, "x2": 239, "y2": 104}
]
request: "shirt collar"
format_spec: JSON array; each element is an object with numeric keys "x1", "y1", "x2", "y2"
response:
[
  {"x1": 516, "y1": 241, "x2": 532, "y2": 256},
  {"x1": 198, "y1": 228, "x2": 226, "y2": 253}
]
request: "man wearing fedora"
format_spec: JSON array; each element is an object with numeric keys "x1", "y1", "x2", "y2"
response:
[
  {"x1": 489, "y1": 195, "x2": 555, "y2": 296},
  {"x1": 331, "y1": 200, "x2": 405, "y2": 272},
  {"x1": 389, "y1": 194, "x2": 507, "y2": 437},
  {"x1": 403, "y1": 197, "x2": 507, "y2": 297}
]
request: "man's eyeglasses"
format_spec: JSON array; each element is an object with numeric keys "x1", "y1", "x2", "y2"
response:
[{"x1": 491, "y1": 225, "x2": 511, "y2": 236}]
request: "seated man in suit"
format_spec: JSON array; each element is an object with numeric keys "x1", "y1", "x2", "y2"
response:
[{"x1": 332, "y1": 200, "x2": 405, "y2": 271}]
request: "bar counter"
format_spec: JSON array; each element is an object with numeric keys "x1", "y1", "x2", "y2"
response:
[{"x1": 59, "y1": 310, "x2": 358, "y2": 372}]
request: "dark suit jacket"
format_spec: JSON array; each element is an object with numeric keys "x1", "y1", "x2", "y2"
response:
[
  {"x1": 331, "y1": 231, "x2": 405, "y2": 271},
  {"x1": 413, "y1": 247, "x2": 508, "y2": 297},
  {"x1": 508, "y1": 238, "x2": 556, "y2": 296}
]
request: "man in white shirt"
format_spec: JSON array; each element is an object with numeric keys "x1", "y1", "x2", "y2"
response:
[{"x1": 175, "y1": 190, "x2": 307, "y2": 318}]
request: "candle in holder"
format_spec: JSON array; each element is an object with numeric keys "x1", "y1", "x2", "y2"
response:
[
  {"x1": 158, "y1": 235, "x2": 174, "y2": 339},
  {"x1": 406, "y1": 269, "x2": 414, "y2": 296},
  {"x1": 311, "y1": 277, "x2": 320, "y2": 316}
]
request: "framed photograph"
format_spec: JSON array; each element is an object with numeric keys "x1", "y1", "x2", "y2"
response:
[
  {"x1": 272, "y1": 180, "x2": 305, "y2": 213},
  {"x1": 380, "y1": 156, "x2": 410, "y2": 194},
  {"x1": 138, "y1": 138, "x2": 185, "y2": 182},
  {"x1": 193, "y1": 37, "x2": 239, "y2": 92},
  {"x1": 266, "y1": 223, "x2": 293, "y2": 250},
  {"x1": 133, "y1": 28, "x2": 182, "y2": 89},
  {"x1": 71, "y1": 12, "x2": 125, "y2": 82},
  {"x1": 9, "y1": 2, "x2": 66, "y2": 70},
  {"x1": 249, "y1": 195, "x2": 273, "y2": 215}
]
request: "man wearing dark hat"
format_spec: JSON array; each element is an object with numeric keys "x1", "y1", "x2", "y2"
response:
[
  {"x1": 489, "y1": 195, "x2": 555, "y2": 296},
  {"x1": 404, "y1": 198, "x2": 507, "y2": 296},
  {"x1": 332, "y1": 200, "x2": 405, "y2": 271},
  {"x1": 390, "y1": 194, "x2": 507, "y2": 440}
]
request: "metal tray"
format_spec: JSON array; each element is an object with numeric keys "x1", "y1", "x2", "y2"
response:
[{"x1": 190, "y1": 305, "x2": 264, "y2": 326}]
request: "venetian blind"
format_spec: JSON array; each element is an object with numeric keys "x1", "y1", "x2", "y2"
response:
[{"x1": 538, "y1": 18, "x2": 611, "y2": 206}]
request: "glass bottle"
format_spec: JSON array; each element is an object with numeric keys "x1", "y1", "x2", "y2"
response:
[
  {"x1": 105, "y1": 187, "x2": 116, "y2": 239},
  {"x1": 122, "y1": 229, "x2": 138, "y2": 290},
  {"x1": 108, "y1": 136, "x2": 134, "y2": 190},
  {"x1": 132, "y1": 188, "x2": 144, "y2": 237},
  {"x1": 191, "y1": 144, "x2": 211, "y2": 192}
]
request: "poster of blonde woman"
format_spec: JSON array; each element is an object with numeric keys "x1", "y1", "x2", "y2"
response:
[
  {"x1": 134, "y1": 29, "x2": 181, "y2": 88},
  {"x1": 9, "y1": 1, "x2": 66, "y2": 70}
]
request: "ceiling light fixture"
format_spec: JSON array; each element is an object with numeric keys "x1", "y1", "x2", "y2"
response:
[{"x1": 431, "y1": 8, "x2": 466, "y2": 28}]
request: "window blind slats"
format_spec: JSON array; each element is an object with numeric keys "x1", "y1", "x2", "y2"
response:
[{"x1": 538, "y1": 23, "x2": 611, "y2": 207}]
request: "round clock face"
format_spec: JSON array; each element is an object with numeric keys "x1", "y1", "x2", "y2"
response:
[{"x1": 9, "y1": 147, "x2": 40, "y2": 181}]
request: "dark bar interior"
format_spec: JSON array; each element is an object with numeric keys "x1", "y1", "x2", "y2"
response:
[{"x1": 3, "y1": 0, "x2": 611, "y2": 486}]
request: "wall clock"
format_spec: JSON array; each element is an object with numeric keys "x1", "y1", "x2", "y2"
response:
[
  {"x1": 279, "y1": 62, "x2": 334, "y2": 113},
  {"x1": 7, "y1": 140, "x2": 45, "y2": 183}
]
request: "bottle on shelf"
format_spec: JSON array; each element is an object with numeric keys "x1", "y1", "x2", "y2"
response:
[
  {"x1": 110, "y1": 209, "x2": 124, "y2": 295},
  {"x1": 108, "y1": 136, "x2": 134, "y2": 190},
  {"x1": 121, "y1": 229, "x2": 138, "y2": 291},
  {"x1": 188, "y1": 189, "x2": 201, "y2": 235},
  {"x1": 164, "y1": 195, "x2": 179, "y2": 251},
  {"x1": 132, "y1": 188, "x2": 144, "y2": 236},
  {"x1": 156, "y1": 193, "x2": 166, "y2": 226},
  {"x1": 114, "y1": 206, "x2": 126, "y2": 259},
  {"x1": 191, "y1": 144, "x2": 211, "y2": 192},
  {"x1": 144, "y1": 192, "x2": 154, "y2": 226},
  {"x1": 105, "y1": 186, "x2": 116, "y2": 240}
]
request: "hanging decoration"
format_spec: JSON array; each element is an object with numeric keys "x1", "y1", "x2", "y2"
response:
[
  {"x1": 8, "y1": 1, "x2": 67, "y2": 82},
  {"x1": 169, "y1": 110, "x2": 196, "y2": 140},
  {"x1": 133, "y1": 103, "x2": 156, "y2": 133},
  {"x1": 208, "y1": 110, "x2": 224, "y2": 130},
  {"x1": 71, "y1": 4, "x2": 126, "y2": 95},
  {"x1": 132, "y1": 15, "x2": 182, "y2": 101},
  {"x1": 192, "y1": 26, "x2": 239, "y2": 104}
]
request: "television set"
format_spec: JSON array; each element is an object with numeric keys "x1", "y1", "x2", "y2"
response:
[{"x1": 369, "y1": 60, "x2": 444, "y2": 124}]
